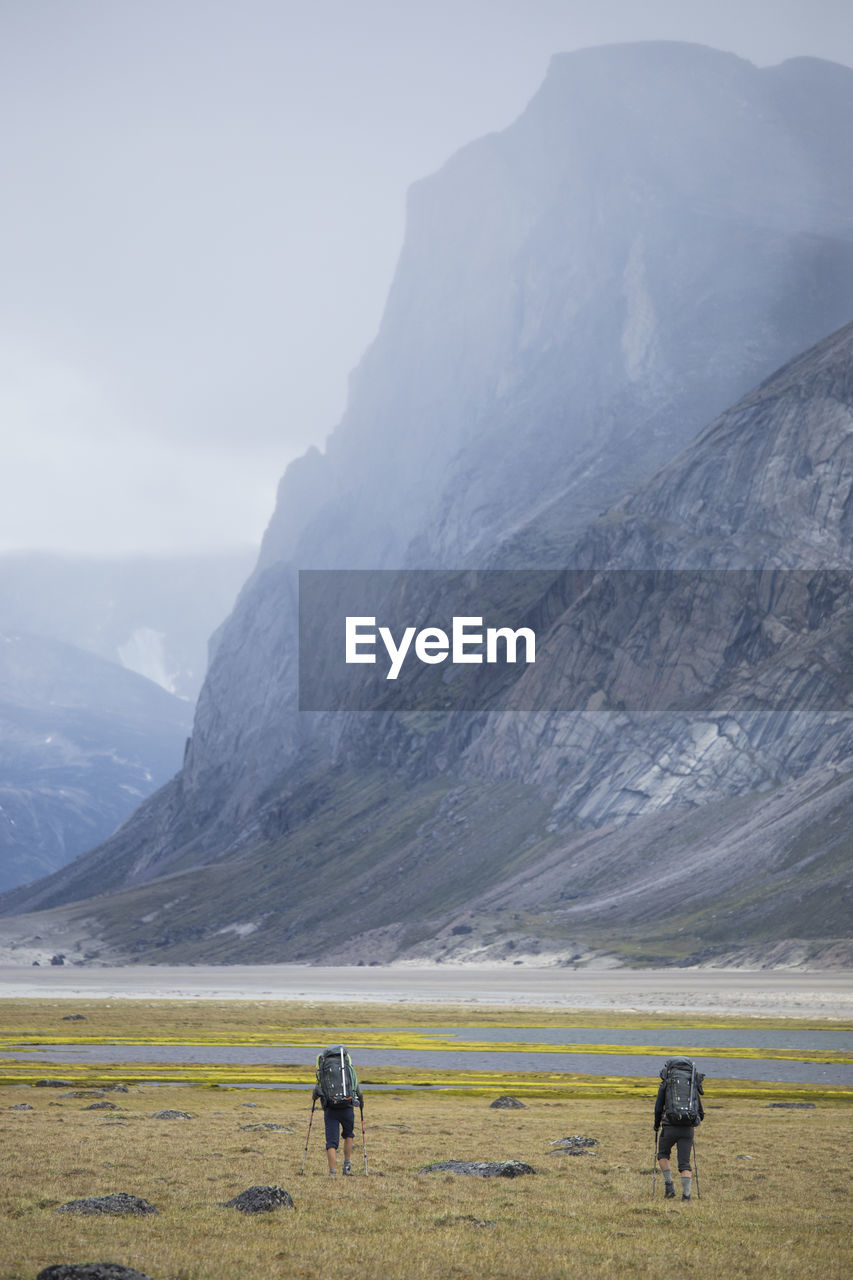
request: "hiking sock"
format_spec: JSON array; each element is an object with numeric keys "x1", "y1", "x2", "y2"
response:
[
  {"x1": 663, "y1": 1171, "x2": 674, "y2": 1189},
  {"x1": 681, "y1": 1176, "x2": 691, "y2": 1199}
]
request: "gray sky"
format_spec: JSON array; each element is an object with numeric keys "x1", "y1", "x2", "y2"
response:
[{"x1": 2, "y1": 0, "x2": 852, "y2": 556}]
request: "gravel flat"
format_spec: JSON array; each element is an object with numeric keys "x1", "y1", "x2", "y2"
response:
[{"x1": 0, "y1": 963, "x2": 850, "y2": 1018}]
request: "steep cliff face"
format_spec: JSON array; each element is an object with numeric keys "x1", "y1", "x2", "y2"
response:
[
  {"x1": 178, "y1": 42, "x2": 853, "y2": 856},
  {"x1": 7, "y1": 323, "x2": 851, "y2": 964},
  {"x1": 461, "y1": 323, "x2": 853, "y2": 831},
  {"x1": 4, "y1": 45, "x2": 853, "y2": 961}
]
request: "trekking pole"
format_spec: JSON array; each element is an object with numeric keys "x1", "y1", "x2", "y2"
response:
[
  {"x1": 300, "y1": 1098, "x2": 316, "y2": 1175},
  {"x1": 360, "y1": 1100, "x2": 368, "y2": 1176},
  {"x1": 692, "y1": 1137, "x2": 701, "y2": 1199},
  {"x1": 652, "y1": 1131, "x2": 658, "y2": 1198}
]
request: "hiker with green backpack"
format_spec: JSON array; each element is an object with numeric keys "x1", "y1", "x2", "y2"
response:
[
  {"x1": 312, "y1": 1045, "x2": 365, "y2": 1176},
  {"x1": 654, "y1": 1058, "x2": 705, "y2": 1201}
]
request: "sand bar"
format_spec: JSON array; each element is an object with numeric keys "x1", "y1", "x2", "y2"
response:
[{"x1": 0, "y1": 964, "x2": 851, "y2": 1018}]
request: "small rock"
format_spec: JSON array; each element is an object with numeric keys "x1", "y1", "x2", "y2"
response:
[
  {"x1": 61, "y1": 1014, "x2": 87, "y2": 1022},
  {"x1": 84, "y1": 1102, "x2": 121, "y2": 1111},
  {"x1": 9, "y1": 1103, "x2": 34, "y2": 1111},
  {"x1": 104, "y1": 1084, "x2": 130, "y2": 1093},
  {"x1": 150, "y1": 1110, "x2": 192, "y2": 1120},
  {"x1": 37, "y1": 1266, "x2": 156, "y2": 1280},
  {"x1": 35, "y1": 1080, "x2": 74, "y2": 1088},
  {"x1": 62, "y1": 1091, "x2": 106, "y2": 1099},
  {"x1": 55, "y1": 1194, "x2": 159, "y2": 1217},
  {"x1": 489, "y1": 1096, "x2": 527, "y2": 1109},
  {"x1": 765, "y1": 1102, "x2": 816, "y2": 1109},
  {"x1": 549, "y1": 1135, "x2": 599, "y2": 1155},
  {"x1": 238, "y1": 1123, "x2": 293, "y2": 1132},
  {"x1": 436, "y1": 1214, "x2": 496, "y2": 1228},
  {"x1": 419, "y1": 1160, "x2": 535, "y2": 1178},
  {"x1": 222, "y1": 1185, "x2": 295, "y2": 1213}
]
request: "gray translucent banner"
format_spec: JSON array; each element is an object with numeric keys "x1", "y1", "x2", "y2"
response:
[{"x1": 297, "y1": 568, "x2": 852, "y2": 713}]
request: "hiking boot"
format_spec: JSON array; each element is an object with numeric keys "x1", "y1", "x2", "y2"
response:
[
  {"x1": 664, "y1": 1185, "x2": 676, "y2": 1199},
  {"x1": 342, "y1": 1160, "x2": 353, "y2": 1176},
  {"x1": 681, "y1": 1193, "x2": 691, "y2": 1201},
  {"x1": 328, "y1": 1168, "x2": 337, "y2": 1176}
]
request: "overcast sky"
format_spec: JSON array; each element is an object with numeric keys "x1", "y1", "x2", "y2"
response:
[{"x1": 2, "y1": 0, "x2": 851, "y2": 557}]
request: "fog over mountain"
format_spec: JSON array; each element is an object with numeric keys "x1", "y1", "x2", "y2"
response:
[
  {"x1": 0, "y1": 633, "x2": 192, "y2": 894},
  {"x1": 0, "y1": 550, "x2": 255, "y2": 701},
  {"x1": 2, "y1": 43, "x2": 851, "y2": 966}
]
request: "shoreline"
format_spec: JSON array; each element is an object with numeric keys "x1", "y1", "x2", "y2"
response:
[{"x1": 0, "y1": 963, "x2": 851, "y2": 1019}]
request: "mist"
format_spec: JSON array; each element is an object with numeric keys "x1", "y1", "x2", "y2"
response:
[{"x1": 2, "y1": 0, "x2": 852, "y2": 556}]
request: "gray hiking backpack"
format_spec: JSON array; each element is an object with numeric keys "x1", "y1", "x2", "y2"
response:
[
  {"x1": 316, "y1": 1045, "x2": 357, "y2": 1106},
  {"x1": 660, "y1": 1058, "x2": 704, "y2": 1125}
]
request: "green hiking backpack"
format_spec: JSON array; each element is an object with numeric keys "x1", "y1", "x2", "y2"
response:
[{"x1": 316, "y1": 1045, "x2": 358, "y2": 1106}]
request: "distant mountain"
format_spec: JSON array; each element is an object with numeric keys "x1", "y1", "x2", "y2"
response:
[
  {"x1": 0, "y1": 549, "x2": 255, "y2": 701},
  {"x1": 0, "y1": 633, "x2": 192, "y2": 892},
  {"x1": 2, "y1": 44, "x2": 852, "y2": 965}
]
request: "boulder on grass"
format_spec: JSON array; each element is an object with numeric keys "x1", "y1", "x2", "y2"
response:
[
  {"x1": 222, "y1": 1185, "x2": 295, "y2": 1213},
  {"x1": 55, "y1": 1195, "x2": 158, "y2": 1217},
  {"x1": 149, "y1": 1110, "x2": 192, "y2": 1120},
  {"x1": 419, "y1": 1160, "x2": 535, "y2": 1178},
  {"x1": 549, "y1": 1135, "x2": 599, "y2": 1154},
  {"x1": 37, "y1": 1266, "x2": 155, "y2": 1280},
  {"x1": 765, "y1": 1102, "x2": 816, "y2": 1109},
  {"x1": 489, "y1": 1096, "x2": 527, "y2": 1109}
]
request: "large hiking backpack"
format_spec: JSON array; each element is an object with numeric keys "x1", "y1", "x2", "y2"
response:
[
  {"x1": 660, "y1": 1058, "x2": 704, "y2": 1126},
  {"x1": 316, "y1": 1045, "x2": 356, "y2": 1106}
]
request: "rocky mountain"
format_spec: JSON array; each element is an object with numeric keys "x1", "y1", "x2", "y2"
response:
[
  {"x1": 0, "y1": 633, "x2": 192, "y2": 892},
  {"x1": 2, "y1": 43, "x2": 852, "y2": 965},
  {"x1": 4, "y1": 320, "x2": 851, "y2": 967}
]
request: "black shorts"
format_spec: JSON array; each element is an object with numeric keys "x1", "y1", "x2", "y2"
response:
[
  {"x1": 657, "y1": 1124, "x2": 694, "y2": 1171},
  {"x1": 323, "y1": 1104, "x2": 355, "y2": 1149}
]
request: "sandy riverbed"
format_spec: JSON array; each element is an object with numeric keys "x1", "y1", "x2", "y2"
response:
[{"x1": 0, "y1": 963, "x2": 851, "y2": 1018}]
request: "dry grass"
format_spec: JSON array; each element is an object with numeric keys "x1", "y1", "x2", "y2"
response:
[
  {"x1": 0, "y1": 998, "x2": 850, "y2": 1278},
  {"x1": 0, "y1": 1086, "x2": 850, "y2": 1280}
]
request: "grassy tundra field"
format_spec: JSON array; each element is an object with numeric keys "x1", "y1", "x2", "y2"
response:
[{"x1": 0, "y1": 999, "x2": 850, "y2": 1280}]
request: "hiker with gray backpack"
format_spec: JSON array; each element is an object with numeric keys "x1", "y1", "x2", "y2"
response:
[
  {"x1": 311, "y1": 1045, "x2": 365, "y2": 1176},
  {"x1": 654, "y1": 1058, "x2": 705, "y2": 1201}
]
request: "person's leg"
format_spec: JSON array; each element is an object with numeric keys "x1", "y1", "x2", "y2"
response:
[
  {"x1": 657, "y1": 1129, "x2": 676, "y2": 1197},
  {"x1": 676, "y1": 1133, "x2": 693, "y2": 1199},
  {"x1": 324, "y1": 1107, "x2": 341, "y2": 1173},
  {"x1": 341, "y1": 1108, "x2": 355, "y2": 1174}
]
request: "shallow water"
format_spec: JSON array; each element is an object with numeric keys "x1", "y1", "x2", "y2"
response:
[
  {"x1": 428, "y1": 1026, "x2": 853, "y2": 1051},
  {"x1": 13, "y1": 1039, "x2": 852, "y2": 1085}
]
